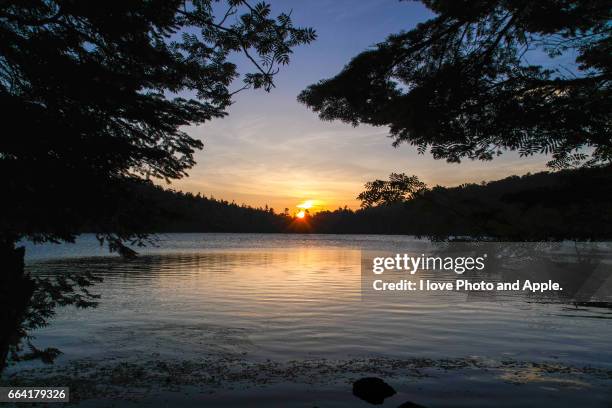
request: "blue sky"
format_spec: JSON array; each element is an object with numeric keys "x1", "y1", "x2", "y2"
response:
[{"x1": 173, "y1": 0, "x2": 551, "y2": 212}]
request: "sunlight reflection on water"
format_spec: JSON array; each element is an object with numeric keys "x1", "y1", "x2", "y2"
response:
[
  {"x1": 9, "y1": 234, "x2": 612, "y2": 407},
  {"x1": 21, "y1": 234, "x2": 612, "y2": 365}
]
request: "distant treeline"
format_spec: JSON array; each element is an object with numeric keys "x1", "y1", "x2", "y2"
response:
[
  {"x1": 137, "y1": 166, "x2": 611, "y2": 240},
  {"x1": 307, "y1": 166, "x2": 611, "y2": 240},
  {"x1": 130, "y1": 185, "x2": 289, "y2": 233}
]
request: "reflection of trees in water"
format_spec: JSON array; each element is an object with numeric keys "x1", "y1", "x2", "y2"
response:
[
  {"x1": 2, "y1": 272, "x2": 101, "y2": 372},
  {"x1": 2, "y1": 252, "x2": 260, "y2": 372},
  {"x1": 5, "y1": 246, "x2": 612, "y2": 377}
]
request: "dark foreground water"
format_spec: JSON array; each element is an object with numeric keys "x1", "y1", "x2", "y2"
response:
[{"x1": 4, "y1": 234, "x2": 612, "y2": 407}]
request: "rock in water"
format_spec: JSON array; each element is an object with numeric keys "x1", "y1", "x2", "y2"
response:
[
  {"x1": 352, "y1": 377, "x2": 396, "y2": 404},
  {"x1": 397, "y1": 401, "x2": 428, "y2": 408}
]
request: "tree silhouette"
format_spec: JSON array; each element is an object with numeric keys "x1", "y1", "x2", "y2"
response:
[
  {"x1": 357, "y1": 173, "x2": 427, "y2": 208},
  {"x1": 1, "y1": 1, "x2": 315, "y2": 250},
  {"x1": 2, "y1": 271, "x2": 102, "y2": 371},
  {"x1": 299, "y1": 0, "x2": 611, "y2": 168},
  {"x1": 308, "y1": 166, "x2": 612, "y2": 241},
  {"x1": 0, "y1": 0, "x2": 314, "y2": 371}
]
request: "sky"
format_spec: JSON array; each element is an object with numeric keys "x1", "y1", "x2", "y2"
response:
[{"x1": 171, "y1": 0, "x2": 551, "y2": 213}]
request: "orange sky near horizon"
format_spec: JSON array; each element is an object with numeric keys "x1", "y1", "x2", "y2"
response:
[{"x1": 168, "y1": 112, "x2": 550, "y2": 213}]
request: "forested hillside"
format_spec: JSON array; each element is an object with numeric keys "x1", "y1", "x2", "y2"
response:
[{"x1": 132, "y1": 166, "x2": 611, "y2": 240}]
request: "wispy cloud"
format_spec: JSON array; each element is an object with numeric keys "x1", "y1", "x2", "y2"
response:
[{"x1": 170, "y1": 0, "x2": 550, "y2": 211}]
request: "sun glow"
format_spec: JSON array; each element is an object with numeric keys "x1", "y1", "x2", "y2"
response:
[
  {"x1": 296, "y1": 200, "x2": 315, "y2": 209},
  {"x1": 296, "y1": 210, "x2": 306, "y2": 219}
]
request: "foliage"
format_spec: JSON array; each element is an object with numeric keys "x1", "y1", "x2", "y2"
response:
[
  {"x1": 357, "y1": 173, "x2": 427, "y2": 208},
  {"x1": 7, "y1": 272, "x2": 102, "y2": 366},
  {"x1": 113, "y1": 167, "x2": 612, "y2": 241},
  {"x1": 0, "y1": 0, "x2": 315, "y2": 246},
  {"x1": 131, "y1": 182, "x2": 291, "y2": 233},
  {"x1": 310, "y1": 166, "x2": 612, "y2": 241},
  {"x1": 299, "y1": 0, "x2": 611, "y2": 168}
]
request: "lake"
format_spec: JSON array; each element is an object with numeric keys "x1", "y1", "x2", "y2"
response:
[{"x1": 4, "y1": 234, "x2": 612, "y2": 407}]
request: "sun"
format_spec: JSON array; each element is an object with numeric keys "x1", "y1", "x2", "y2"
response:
[{"x1": 295, "y1": 199, "x2": 322, "y2": 218}]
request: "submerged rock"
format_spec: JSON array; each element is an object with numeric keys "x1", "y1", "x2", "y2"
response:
[{"x1": 352, "y1": 377, "x2": 396, "y2": 404}]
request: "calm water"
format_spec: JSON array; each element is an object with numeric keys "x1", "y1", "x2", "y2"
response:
[{"x1": 5, "y1": 234, "x2": 612, "y2": 407}]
